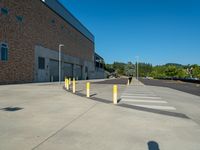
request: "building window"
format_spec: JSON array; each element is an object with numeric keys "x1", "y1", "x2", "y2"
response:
[
  {"x1": 1, "y1": 7, "x2": 9, "y2": 15},
  {"x1": 61, "y1": 25, "x2": 64, "y2": 30},
  {"x1": 16, "y1": 15, "x2": 23, "y2": 22},
  {"x1": 85, "y1": 66, "x2": 88, "y2": 73},
  {"x1": 0, "y1": 43, "x2": 8, "y2": 61},
  {"x1": 38, "y1": 57, "x2": 45, "y2": 69},
  {"x1": 51, "y1": 19, "x2": 55, "y2": 24}
]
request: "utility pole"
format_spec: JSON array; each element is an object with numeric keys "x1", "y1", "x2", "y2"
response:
[
  {"x1": 59, "y1": 44, "x2": 64, "y2": 84},
  {"x1": 136, "y1": 56, "x2": 139, "y2": 80}
]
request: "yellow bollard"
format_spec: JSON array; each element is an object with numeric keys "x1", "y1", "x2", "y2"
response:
[
  {"x1": 113, "y1": 85, "x2": 118, "y2": 104},
  {"x1": 69, "y1": 78, "x2": 71, "y2": 85},
  {"x1": 86, "y1": 82, "x2": 90, "y2": 98},
  {"x1": 72, "y1": 78, "x2": 76, "y2": 93},
  {"x1": 65, "y1": 78, "x2": 67, "y2": 88},
  {"x1": 65, "y1": 78, "x2": 69, "y2": 90}
]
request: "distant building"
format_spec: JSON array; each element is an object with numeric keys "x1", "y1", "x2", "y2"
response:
[
  {"x1": 0, "y1": 0, "x2": 104, "y2": 84},
  {"x1": 95, "y1": 53, "x2": 105, "y2": 79}
]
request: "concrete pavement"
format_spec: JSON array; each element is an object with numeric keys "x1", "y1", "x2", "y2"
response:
[{"x1": 0, "y1": 78, "x2": 200, "y2": 150}]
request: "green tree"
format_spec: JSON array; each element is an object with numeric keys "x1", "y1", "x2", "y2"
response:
[
  {"x1": 138, "y1": 63, "x2": 153, "y2": 77},
  {"x1": 192, "y1": 65, "x2": 200, "y2": 79},
  {"x1": 113, "y1": 62, "x2": 126, "y2": 75},
  {"x1": 177, "y1": 68, "x2": 187, "y2": 78},
  {"x1": 165, "y1": 65, "x2": 178, "y2": 77},
  {"x1": 124, "y1": 62, "x2": 135, "y2": 76},
  {"x1": 150, "y1": 65, "x2": 167, "y2": 78},
  {"x1": 105, "y1": 64, "x2": 115, "y2": 73}
]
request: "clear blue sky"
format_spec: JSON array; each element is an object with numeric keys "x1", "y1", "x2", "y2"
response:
[{"x1": 59, "y1": 0, "x2": 200, "y2": 65}]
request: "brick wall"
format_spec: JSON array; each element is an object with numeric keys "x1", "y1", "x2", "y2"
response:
[{"x1": 0, "y1": 0, "x2": 94, "y2": 84}]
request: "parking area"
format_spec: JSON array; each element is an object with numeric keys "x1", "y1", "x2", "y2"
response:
[{"x1": 139, "y1": 78, "x2": 200, "y2": 96}]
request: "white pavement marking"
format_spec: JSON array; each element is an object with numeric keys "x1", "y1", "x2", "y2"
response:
[
  {"x1": 121, "y1": 99, "x2": 168, "y2": 103},
  {"x1": 128, "y1": 104, "x2": 176, "y2": 110},
  {"x1": 123, "y1": 92, "x2": 155, "y2": 95},
  {"x1": 120, "y1": 78, "x2": 177, "y2": 111},
  {"x1": 121, "y1": 96, "x2": 162, "y2": 99},
  {"x1": 123, "y1": 91, "x2": 152, "y2": 93},
  {"x1": 121, "y1": 94, "x2": 157, "y2": 97}
]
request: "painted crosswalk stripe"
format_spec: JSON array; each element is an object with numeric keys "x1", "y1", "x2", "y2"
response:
[
  {"x1": 121, "y1": 93, "x2": 157, "y2": 96},
  {"x1": 127, "y1": 104, "x2": 176, "y2": 110},
  {"x1": 121, "y1": 96, "x2": 162, "y2": 99},
  {"x1": 121, "y1": 99, "x2": 167, "y2": 103},
  {"x1": 123, "y1": 92, "x2": 155, "y2": 95}
]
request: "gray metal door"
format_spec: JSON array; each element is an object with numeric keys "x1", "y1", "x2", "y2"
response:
[
  {"x1": 63, "y1": 63, "x2": 73, "y2": 78},
  {"x1": 38, "y1": 69, "x2": 46, "y2": 82},
  {"x1": 37, "y1": 57, "x2": 47, "y2": 82},
  {"x1": 75, "y1": 65, "x2": 82, "y2": 80},
  {"x1": 49, "y1": 59, "x2": 59, "y2": 81}
]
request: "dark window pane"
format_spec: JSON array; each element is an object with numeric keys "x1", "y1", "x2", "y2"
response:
[
  {"x1": 100, "y1": 63, "x2": 103, "y2": 68},
  {"x1": 1, "y1": 8, "x2": 8, "y2": 15},
  {"x1": 1, "y1": 47, "x2": 8, "y2": 61},
  {"x1": 38, "y1": 57, "x2": 45, "y2": 69},
  {"x1": 95, "y1": 62, "x2": 99, "y2": 67},
  {"x1": 16, "y1": 16, "x2": 23, "y2": 22},
  {"x1": 85, "y1": 66, "x2": 88, "y2": 73},
  {"x1": 2, "y1": 44, "x2": 7, "y2": 47},
  {"x1": 51, "y1": 19, "x2": 55, "y2": 24}
]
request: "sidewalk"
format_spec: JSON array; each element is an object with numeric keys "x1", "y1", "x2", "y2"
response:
[{"x1": 0, "y1": 81, "x2": 200, "y2": 150}]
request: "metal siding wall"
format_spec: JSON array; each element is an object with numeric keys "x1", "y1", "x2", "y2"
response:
[
  {"x1": 49, "y1": 59, "x2": 59, "y2": 81},
  {"x1": 75, "y1": 65, "x2": 82, "y2": 80},
  {"x1": 63, "y1": 62, "x2": 73, "y2": 78}
]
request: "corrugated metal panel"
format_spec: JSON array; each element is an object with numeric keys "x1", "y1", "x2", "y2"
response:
[
  {"x1": 75, "y1": 65, "x2": 82, "y2": 80},
  {"x1": 41, "y1": 0, "x2": 94, "y2": 42},
  {"x1": 63, "y1": 62, "x2": 73, "y2": 78}
]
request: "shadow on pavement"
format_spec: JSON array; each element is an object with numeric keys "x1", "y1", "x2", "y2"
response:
[
  {"x1": 1, "y1": 107, "x2": 23, "y2": 112},
  {"x1": 90, "y1": 93, "x2": 97, "y2": 97},
  {"x1": 118, "y1": 103, "x2": 189, "y2": 119},
  {"x1": 148, "y1": 141, "x2": 160, "y2": 150},
  {"x1": 75, "y1": 92, "x2": 112, "y2": 104}
]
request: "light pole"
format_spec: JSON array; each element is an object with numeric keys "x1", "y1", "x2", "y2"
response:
[
  {"x1": 135, "y1": 56, "x2": 139, "y2": 80},
  {"x1": 59, "y1": 44, "x2": 64, "y2": 84}
]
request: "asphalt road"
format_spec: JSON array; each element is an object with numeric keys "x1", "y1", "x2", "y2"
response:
[{"x1": 139, "y1": 78, "x2": 200, "y2": 96}]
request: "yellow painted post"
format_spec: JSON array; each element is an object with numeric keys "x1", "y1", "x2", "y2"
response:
[
  {"x1": 86, "y1": 82, "x2": 90, "y2": 98},
  {"x1": 72, "y1": 78, "x2": 76, "y2": 93},
  {"x1": 65, "y1": 79, "x2": 69, "y2": 90},
  {"x1": 65, "y1": 78, "x2": 67, "y2": 88},
  {"x1": 113, "y1": 85, "x2": 118, "y2": 104},
  {"x1": 69, "y1": 78, "x2": 71, "y2": 85}
]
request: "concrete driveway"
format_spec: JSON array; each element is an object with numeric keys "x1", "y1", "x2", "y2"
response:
[{"x1": 0, "y1": 79, "x2": 200, "y2": 150}]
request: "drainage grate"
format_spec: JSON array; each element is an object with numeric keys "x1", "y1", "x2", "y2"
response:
[{"x1": 2, "y1": 107, "x2": 23, "y2": 112}]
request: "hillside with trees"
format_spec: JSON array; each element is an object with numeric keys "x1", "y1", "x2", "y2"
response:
[{"x1": 105, "y1": 62, "x2": 200, "y2": 80}]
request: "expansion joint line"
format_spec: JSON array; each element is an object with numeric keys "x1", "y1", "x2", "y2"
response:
[{"x1": 31, "y1": 102, "x2": 98, "y2": 150}]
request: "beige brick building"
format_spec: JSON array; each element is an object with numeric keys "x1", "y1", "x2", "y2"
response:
[{"x1": 0, "y1": 0, "x2": 105, "y2": 84}]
